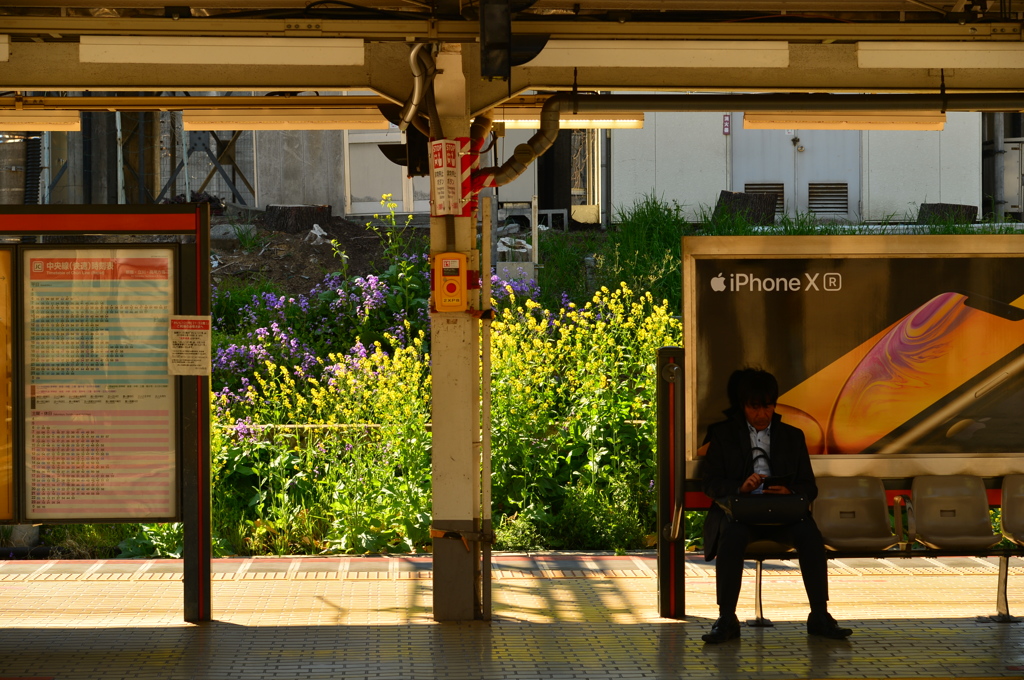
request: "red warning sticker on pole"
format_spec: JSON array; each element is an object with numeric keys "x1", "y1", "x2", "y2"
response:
[{"x1": 431, "y1": 139, "x2": 461, "y2": 216}]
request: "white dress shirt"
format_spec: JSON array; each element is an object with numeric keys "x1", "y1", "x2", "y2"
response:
[{"x1": 748, "y1": 421, "x2": 771, "y2": 494}]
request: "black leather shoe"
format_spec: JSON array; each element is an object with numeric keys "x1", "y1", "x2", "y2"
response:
[
  {"x1": 807, "y1": 612, "x2": 852, "y2": 639},
  {"x1": 702, "y1": 614, "x2": 741, "y2": 644}
]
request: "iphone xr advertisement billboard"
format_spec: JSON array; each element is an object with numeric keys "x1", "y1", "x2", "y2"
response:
[{"x1": 684, "y1": 236, "x2": 1024, "y2": 477}]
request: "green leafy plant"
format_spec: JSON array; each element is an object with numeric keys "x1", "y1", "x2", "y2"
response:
[
  {"x1": 231, "y1": 221, "x2": 270, "y2": 253},
  {"x1": 118, "y1": 523, "x2": 186, "y2": 558}
]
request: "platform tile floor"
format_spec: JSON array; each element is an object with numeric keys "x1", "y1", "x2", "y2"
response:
[{"x1": 0, "y1": 552, "x2": 1022, "y2": 680}]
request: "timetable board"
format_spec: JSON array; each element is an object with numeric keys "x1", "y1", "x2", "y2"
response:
[{"x1": 23, "y1": 249, "x2": 177, "y2": 521}]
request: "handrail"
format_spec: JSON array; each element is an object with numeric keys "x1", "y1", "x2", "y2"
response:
[{"x1": 662, "y1": 361, "x2": 685, "y2": 542}]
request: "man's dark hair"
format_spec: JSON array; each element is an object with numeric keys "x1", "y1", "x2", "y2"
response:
[{"x1": 726, "y1": 368, "x2": 779, "y2": 414}]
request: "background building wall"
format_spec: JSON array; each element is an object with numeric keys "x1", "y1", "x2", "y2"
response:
[
  {"x1": 862, "y1": 112, "x2": 982, "y2": 222},
  {"x1": 255, "y1": 129, "x2": 347, "y2": 210},
  {"x1": 612, "y1": 110, "x2": 982, "y2": 224},
  {"x1": 610, "y1": 111, "x2": 731, "y2": 221}
]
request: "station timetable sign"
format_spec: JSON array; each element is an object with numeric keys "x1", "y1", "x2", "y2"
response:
[{"x1": 24, "y1": 249, "x2": 177, "y2": 520}]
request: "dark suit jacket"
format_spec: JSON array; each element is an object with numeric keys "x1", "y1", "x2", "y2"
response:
[{"x1": 701, "y1": 412, "x2": 818, "y2": 561}]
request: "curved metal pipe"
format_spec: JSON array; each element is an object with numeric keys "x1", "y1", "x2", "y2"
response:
[
  {"x1": 477, "y1": 92, "x2": 576, "y2": 186},
  {"x1": 398, "y1": 43, "x2": 427, "y2": 132},
  {"x1": 470, "y1": 111, "x2": 493, "y2": 145},
  {"x1": 397, "y1": 44, "x2": 424, "y2": 131},
  {"x1": 399, "y1": 43, "x2": 441, "y2": 136}
]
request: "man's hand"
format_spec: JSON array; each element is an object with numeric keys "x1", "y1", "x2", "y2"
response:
[
  {"x1": 739, "y1": 473, "x2": 764, "y2": 494},
  {"x1": 763, "y1": 485, "x2": 792, "y2": 495}
]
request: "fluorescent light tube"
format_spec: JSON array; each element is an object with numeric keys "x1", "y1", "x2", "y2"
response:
[
  {"x1": 80, "y1": 36, "x2": 364, "y2": 66},
  {"x1": 182, "y1": 109, "x2": 389, "y2": 130},
  {"x1": 743, "y1": 111, "x2": 946, "y2": 131},
  {"x1": 491, "y1": 106, "x2": 644, "y2": 129},
  {"x1": 858, "y1": 42, "x2": 1024, "y2": 69},
  {"x1": 525, "y1": 40, "x2": 788, "y2": 69},
  {"x1": 0, "y1": 110, "x2": 81, "y2": 131}
]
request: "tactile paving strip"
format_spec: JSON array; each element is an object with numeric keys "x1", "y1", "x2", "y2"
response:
[
  {"x1": 1, "y1": 557, "x2": 1023, "y2": 680},
  {"x1": 2, "y1": 555, "x2": 1021, "y2": 582}
]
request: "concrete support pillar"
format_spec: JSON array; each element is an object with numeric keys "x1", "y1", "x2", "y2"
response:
[{"x1": 430, "y1": 43, "x2": 484, "y2": 622}]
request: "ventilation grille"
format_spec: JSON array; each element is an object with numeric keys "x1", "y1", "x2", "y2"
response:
[
  {"x1": 808, "y1": 183, "x2": 849, "y2": 214},
  {"x1": 743, "y1": 183, "x2": 784, "y2": 215},
  {"x1": 24, "y1": 132, "x2": 41, "y2": 205}
]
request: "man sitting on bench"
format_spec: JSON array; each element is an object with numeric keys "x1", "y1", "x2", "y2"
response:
[{"x1": 701, "y1": 368, "x2": 853, "y2": 643}]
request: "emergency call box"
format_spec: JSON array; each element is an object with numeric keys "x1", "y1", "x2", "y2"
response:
[{"x1": 434, "y1": 252, "x2": 468, "y2": 312}]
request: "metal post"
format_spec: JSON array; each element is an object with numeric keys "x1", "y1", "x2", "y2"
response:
[
  {"x1": 994, "y1": 112, "x2": 1006, "y2": 222},
  {"x1": 181, "y1": 204, "x2": 212, "y2": 623},
  {"x1": 176, "y1": 112, "x2": 190, "y2": 200},
  {"x1": 531, "y1": 194, "x2": 538, "y2": 264},
  {"x1": 342, "y1": 129, "x2": 353, "y2": 215},
  {"x1": 985, "y1": 554, "x2": 1019, "y2": 623},
  {"x1": 251, "y1": 129, "x2": 260, "y2": 209},
  {"x1": 115, "y1": 112, "x2": 126, "y2": 205},
  {"x1": 601, "y1": 128, "x2": 611, "y2": 229},
  {"x1": 656, "y1": 346, "x2": 687, "y2": 619},
  {"x1": 480, "y1": 190, "x2": 494, "y2": 621},
  {"x1": 39, "y1": 132, "x2": 50, "y2": 205}
]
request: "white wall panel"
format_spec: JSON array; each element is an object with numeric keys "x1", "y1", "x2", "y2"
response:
[
  {"x1": 255, "y1": 129, "x2": 347, "y2": 211},
  {"x1": 938, "y1": 112, "x2": 984, "y2": 212},
  {"x1": 494, "y1": 129, "x2": 537, "y2": 204},
  {"x1": 611, "y1": 111, "x2": 729, "y2": 221},
  {"x1": 862, "y1": 112, "x2": 981, "y2": 222}
]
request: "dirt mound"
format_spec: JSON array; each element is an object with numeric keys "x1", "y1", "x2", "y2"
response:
[{"x1": 211, "y1": 215, "x2": 392, "y2": 296}]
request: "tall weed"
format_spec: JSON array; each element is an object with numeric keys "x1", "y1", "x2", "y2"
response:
[{"x1": 595, "y1": 194, "x2": 689, "y2": 312}]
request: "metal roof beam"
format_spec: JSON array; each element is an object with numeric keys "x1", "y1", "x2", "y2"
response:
[{"x1": 0, "y1": 17, "x2": 1020, "y2": 42}]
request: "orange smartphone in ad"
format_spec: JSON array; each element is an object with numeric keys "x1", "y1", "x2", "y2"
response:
[{"x1": 777, "y1": 291, "x2": 1024, "y2": 455}]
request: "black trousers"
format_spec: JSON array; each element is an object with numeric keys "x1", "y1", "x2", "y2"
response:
[{"x1": 714, "y1": 516, "x2": 829, "y2": 615}]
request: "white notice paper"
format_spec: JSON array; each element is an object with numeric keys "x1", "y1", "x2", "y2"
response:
[{"x1": 168, "y1": 315, "x2": 212, "y2": 376}]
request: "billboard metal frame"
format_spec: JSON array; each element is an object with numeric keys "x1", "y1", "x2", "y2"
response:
[
  {"x1": 0, "y1": 204, "x2": 211, "y2": 622},
  {"x1": 683, "y1": 234, "x2": 1024, "y2": 482}
]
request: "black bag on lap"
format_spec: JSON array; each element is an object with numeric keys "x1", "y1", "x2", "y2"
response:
[{"x1": 715, "y1": 494, "x2": 810, "y2": 526}]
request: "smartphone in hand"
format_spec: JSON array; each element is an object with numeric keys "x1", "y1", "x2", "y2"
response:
[{"x1": 763, "y1": 473, "x2": 795, "y2": 490}]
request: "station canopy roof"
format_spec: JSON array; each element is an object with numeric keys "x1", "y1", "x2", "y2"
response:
[{"x1": 0, "y1": 1, "x2": 1022, "y2": 31}]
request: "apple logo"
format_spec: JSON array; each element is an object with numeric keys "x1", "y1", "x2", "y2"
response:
[{"x1": 710, "y1": 273, "x2": 726, "y2": 292}]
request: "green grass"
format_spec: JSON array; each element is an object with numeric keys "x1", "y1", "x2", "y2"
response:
[
  {"x1": 39, "y1": 524, "x2": 141, "y2": 558},
  {"x1": 231, "y1": 221, "x2": 270, "y2": 253}
]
